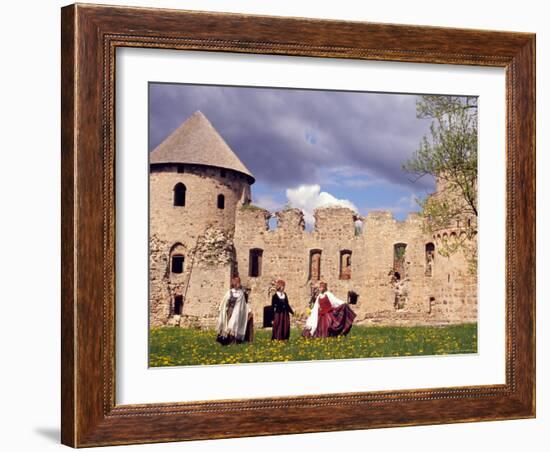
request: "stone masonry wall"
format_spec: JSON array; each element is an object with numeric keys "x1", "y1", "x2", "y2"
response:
[
  {"x1": 149, "y1": 166, "x2": 477, "y2": 329},
  {"x1": 149, "y1": 165, "x2": 248, "y2": 327},
  {"x1": 232, "y1": 206, "x2": 477, "y2": 328}
]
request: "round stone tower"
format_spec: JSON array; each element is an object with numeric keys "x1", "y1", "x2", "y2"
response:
[
  {"x1": 149, "y1": 111, "x2": 255, "y2": 326},
  {"x1": 150, "y1": 110, "x2": 254, "y2": 244}
]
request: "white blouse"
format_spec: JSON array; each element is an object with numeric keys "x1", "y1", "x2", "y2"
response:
[{"x1": 304, "y1": 291, "x2": 345, "y2": 335}]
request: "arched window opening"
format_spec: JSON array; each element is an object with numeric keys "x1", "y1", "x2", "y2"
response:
[
  {"x1": 309, "y1": 249, "x2": 322, "y2": 281},
  {"x1": 249, "y1": 248, "x2": 263, "y2": 277},
  {"x1": 428, "y1": 296, "x2": 436, "y2": 315},
  {"x1": 393, "y1": 243, "x2": 407, "y2": 275},
  {"x1": 268, "y1": 216, "x2": 278, "y2": 231},
  {"x1": 354, "y1": 218, "x2": 363, "y2": 236},
  {"x1": 347, "y1": 291, "x2": 359, "y2": 305},
  {"x1": 173, "y1": 183, "x2": 186, "y2": 207},
  {"x1": 339, "y1": 250, "x2": 352, "y2": 280},
  {"x1": 217, "y1": 194, "x2": 225, "y2": 209},
  {"x1": 171, "y1": 255, "x2": 185, "y2": 274},
  {"x1": 173, "y1": 295, "x2": 184, "y2": 315},
  {"x1": 425, "y1": 242, "x2": 435, "y2": 277}
]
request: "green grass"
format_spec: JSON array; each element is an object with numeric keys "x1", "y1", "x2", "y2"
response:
[
  {"x1": 239, "y1": 203, "x2": 267, "y2": 211},
  {"x1": 149, "y1": 323, "x2": 477, "y2": 367}
]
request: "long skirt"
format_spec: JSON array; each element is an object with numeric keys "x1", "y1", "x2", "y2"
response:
[
  {"x1": 243, "y1": 313, "x2": 254, "y2": 343},
  {"x1": 272, "y1": 311, "x2": 291, "y2": 340},
  {"x1": 216, "y1": 312, "x2": 254, "y2": 345},
  {"x1": 302, "y1": 304, "x2": 356, "y2": 338}
]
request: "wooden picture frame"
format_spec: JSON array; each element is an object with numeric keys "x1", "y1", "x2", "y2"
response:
[{"x1": 61, "y1": 3, "x2": 535, "y2": 447}]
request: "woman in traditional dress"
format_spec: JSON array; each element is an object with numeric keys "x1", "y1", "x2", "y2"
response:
[
  {"x1": 271, "y1": 279, "x2": 294, "y2": 341},
  {"x1": 302, "y1": 281, "x2": 356, "y2": 338},
  {"x1": 216, "y1": 276, "x2": 254, "y2": 345}
]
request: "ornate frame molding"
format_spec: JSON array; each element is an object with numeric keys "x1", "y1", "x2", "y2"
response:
[{"x1": 61, "y1": 4, "x2": 535, "y2": 447}]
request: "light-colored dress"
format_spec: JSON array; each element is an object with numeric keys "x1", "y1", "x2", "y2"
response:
[{"x1": 216, "y1": 288, "x2": 252, "y2": 343}]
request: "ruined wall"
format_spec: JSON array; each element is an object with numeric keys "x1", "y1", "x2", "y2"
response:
[
  {"x1": 424, "y1": 176, "x2": 478, "y2": 323},
  {"x1": 427, "y1": 233, "x2": 478, "y2": 324},
  {"x1": 149, "y1": 166, "x2": 477, "y2": 329},
  {"x1": 149, "y1": 164, "x2": 249, "y2": 326},
  {"x1": 232, "y1": 206, "x2": 477, "y2": 328}
]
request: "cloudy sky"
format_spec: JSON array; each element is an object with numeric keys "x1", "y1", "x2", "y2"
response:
[{"x1": 149, "y1": 83, "x2": 440, "y2": 226}]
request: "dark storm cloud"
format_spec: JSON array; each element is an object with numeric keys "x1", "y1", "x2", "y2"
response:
[{"x1": 148, "y1": 83, "x2": 436, "y2": 190}]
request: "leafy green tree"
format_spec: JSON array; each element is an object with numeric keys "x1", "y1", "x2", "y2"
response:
[{"x1": 403, "y1": 95, "x2": 478, "y2": 267}]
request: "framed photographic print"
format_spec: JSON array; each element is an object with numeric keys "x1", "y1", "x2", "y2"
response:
[{"x1": 61, "y1": 3, "x2": 535, "y2": 447}]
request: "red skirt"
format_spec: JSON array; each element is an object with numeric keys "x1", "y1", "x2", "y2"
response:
[
  {"x1": 302, "y1": 304, "x2": 356, "y2": 338},
  {"x1": 272, "y1": 311, "x2": 291, "y2": 340}
]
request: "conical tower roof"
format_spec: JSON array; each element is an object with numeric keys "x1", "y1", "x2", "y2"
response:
[{"x1": 150, "y1": 111, "x2": 255, "y2": 183}]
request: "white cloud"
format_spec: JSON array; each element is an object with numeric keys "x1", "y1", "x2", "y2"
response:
[{"x1": 286, "y1": 184, "x2": 357, "y2": 227}]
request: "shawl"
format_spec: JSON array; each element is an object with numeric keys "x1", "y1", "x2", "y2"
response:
[
  {"x1": 304, "y1": 291, "x2": 345, "y2": 336},
  {"x1": 216, "y1": 289, "x2": 250, "y2": 341}
]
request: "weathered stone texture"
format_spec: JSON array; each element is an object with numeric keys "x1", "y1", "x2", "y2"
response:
[
  {"x1": 148, "y1": 119, "x2": 477, "y2": 329},
  {"x1": 148, "y1": 164, "x2": 247, "y2": 327},
  {"x1": 149, "y1": 164, "x2": 477, "y2": 329}
]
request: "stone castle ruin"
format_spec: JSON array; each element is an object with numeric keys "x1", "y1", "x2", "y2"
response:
[{"x1": 149, "y1": 111, "x2": 477, "y2": 329}]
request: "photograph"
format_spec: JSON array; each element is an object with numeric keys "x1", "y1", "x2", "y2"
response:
[{"x1": 147, "y1": 83, "x2": 479, "y2": 367}]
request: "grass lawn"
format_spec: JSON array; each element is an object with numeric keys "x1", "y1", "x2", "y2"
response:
[{"x1": 149, "y1": 323, "x2": 477, "y2": 367}]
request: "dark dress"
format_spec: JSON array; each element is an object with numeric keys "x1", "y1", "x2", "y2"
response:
[
  {"x1": 271, "y1": 292, "x2": 294, "y2": 340},
  {"x1": 303, "y1": 294, "x2": 356, "y2": 338}
]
